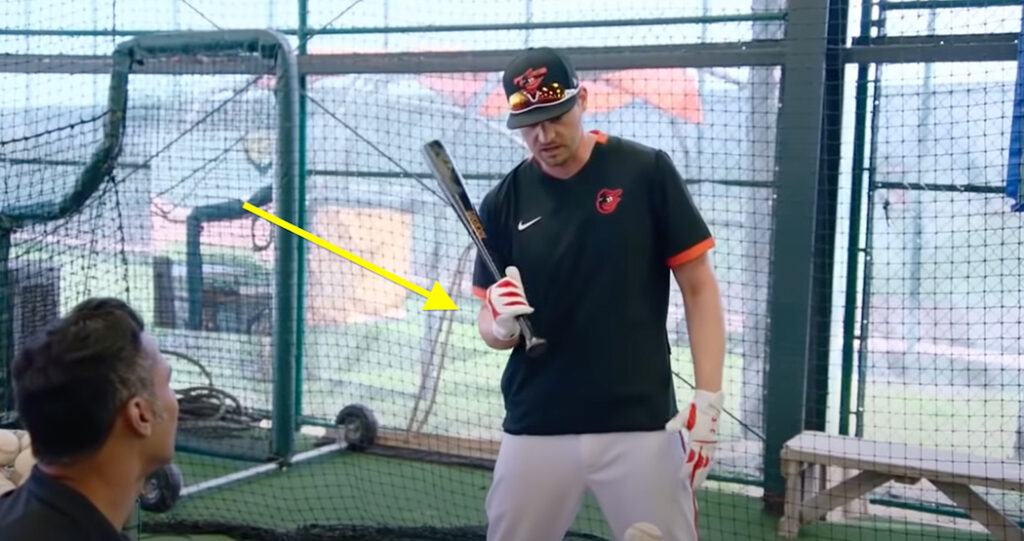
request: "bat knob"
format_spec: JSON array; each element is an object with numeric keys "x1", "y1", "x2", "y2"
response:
[{"x1": 524, "y1": 336, "x2": 547, "y2": 358}]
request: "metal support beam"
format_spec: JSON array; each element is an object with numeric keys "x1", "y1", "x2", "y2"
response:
[
  {"x1": 805, "y1": 0, "x2": 851, "y2": 435},
  {"x1": 846, "y1": 33, "x2": 1018, "y2": 63},
  {"x1": 294, "y1": 0, "x2": 309, "y2": 426},
  {"x1": 299, "y1": 42, "x2": 786, "y2": 73},
  {"x1": 762, "y1": 0, "x2": 831, "y2": 513},
  {"x1": 291, "y1": 12, "x2": 789, "y2": 34},
  {"x1": 873, "y1": 181, "x2": 1007, "y2": 194},
  {"x1": 839, "y1": 0, "x2": 878, "y2": 439},
  {"x1": 879, "y1": 0, "x2": 1022, "y2": 9},
  {"x1": 2, "y1": 33, "x2": 1013, "y2": 76},
  {"x1": 0, "y1": 12, "x2": 787, "y2": 39},
  {"x1": 0, "y1": 42, "x2": 786, "y2": 74},
  {"x1": 0, "y1": 54, "x2": 275, "y2": 74}
]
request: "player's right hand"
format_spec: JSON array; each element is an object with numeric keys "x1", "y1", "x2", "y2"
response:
[
  {"x1": 666, "y1": 389, "x2": 723, "y2": 491},
  {"x1": 486, "y1": 266, "x2": 534, "y2": 341}
]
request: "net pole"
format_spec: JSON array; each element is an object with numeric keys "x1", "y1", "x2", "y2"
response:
[
  {"x1": 838, "y1": 0, "x2": 877, "y2": 437},
  {"x1": 761, "y1": 0, "x2": 831, "y2": 509},
  {"x1": 294, "y1": 0, "x2": 309, "y2": 426},
  {"x1": 0, "y1": 231, "x2": 11, "y2": 414},
  {"x1": 267, "y1": 30, "x2": 300, "y2": 462}
]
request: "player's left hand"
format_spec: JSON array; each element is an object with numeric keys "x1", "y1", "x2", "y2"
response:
[
  {"x1": 666, "y1": 389, "x2": 723, "y2": 491},
  {"x1": 486, "y1": 266, "x2": 534, "y2": 341}
]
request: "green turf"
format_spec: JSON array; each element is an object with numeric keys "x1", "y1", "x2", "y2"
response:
[
  {"x1": 139, "y1": 449, "x2": 995, "y2": 541},
  {"x1": 142, "y1": 532, "x2": 235, "y2": 536}
]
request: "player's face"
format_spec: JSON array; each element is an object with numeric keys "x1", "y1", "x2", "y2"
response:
[
  {"x1": 140, "y1": 334, "x2": 179, "y2": 469},
  {"x1": 520, "y1": 98, "x2": 585, "y2": 169}
]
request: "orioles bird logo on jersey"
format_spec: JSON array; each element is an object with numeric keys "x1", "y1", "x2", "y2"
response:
[{"x1": 596, "y1": 188, "x2": 623, "y2": 214}]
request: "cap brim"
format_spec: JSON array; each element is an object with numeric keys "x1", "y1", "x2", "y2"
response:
[{"x1": 506, "y1": 94, "x2": 578, "y2": 129}]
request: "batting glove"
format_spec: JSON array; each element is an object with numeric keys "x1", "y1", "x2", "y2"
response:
[
  {"x1": 486, "y1": 266, "x2": 534, "y2": 342},
  {"x1": 666, "y1": 389, "x2": 723, "y2": 491}
]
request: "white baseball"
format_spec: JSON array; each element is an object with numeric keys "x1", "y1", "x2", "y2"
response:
[
  {"x1": 0, "y1": 430, "x2": 18, "y2": 466},
  {"x1": 624, "y1": 522, "x2": 663, "y2": 541},
  {"x1": 11, "y1": 447, "x2": 35, "y2": 486}
]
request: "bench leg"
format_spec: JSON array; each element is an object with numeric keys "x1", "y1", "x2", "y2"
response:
[
  {"x1": 799, "y1": 471, "x2": 890, "y2": 524},
  {"x1": 778, "y1": 460, "x2": 803, "y2": 539},
  {"x1": 932, "y1": 481, "x2": 1024, "y2": 541}
]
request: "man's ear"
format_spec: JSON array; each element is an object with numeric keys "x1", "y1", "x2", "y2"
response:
[
  {"x1": 576, "y1": 86, "x2": 588, "y2": 112},
  {"x1": 124, "y1": 396, "x2": 154, "y2": 437}
]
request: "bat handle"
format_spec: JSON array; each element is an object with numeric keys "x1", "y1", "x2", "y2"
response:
[{"x1": 517, "y1": 317, "x2": 547, "y2": 357}]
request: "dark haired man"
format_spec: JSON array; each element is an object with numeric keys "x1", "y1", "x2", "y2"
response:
[{"x1": 0, "y1": 297, "x2": 179, "y2": 540}]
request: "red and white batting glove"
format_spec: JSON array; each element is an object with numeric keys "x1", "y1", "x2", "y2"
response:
[
  {"x1": 666, "y1": 389, "x2": 723, "y2": 491},
  {"x1": 486, "y1": 266, "x2": 534, "y2": 341}
]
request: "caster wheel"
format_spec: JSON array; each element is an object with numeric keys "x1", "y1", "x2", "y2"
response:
[
  {"x1": 335, "y1": 404, "x2": 378, "y2": 451},
  {"x1": 139, "y1": 463, "x2": 183, "y2": 513}
]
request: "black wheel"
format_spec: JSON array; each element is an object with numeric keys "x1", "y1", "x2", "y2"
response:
[
  {"x1": 139, "y1": 463, "x2": 183, "y2": 513},
  {"x1": 334, "y1": 404, "x2": 378, "y2": 451}
]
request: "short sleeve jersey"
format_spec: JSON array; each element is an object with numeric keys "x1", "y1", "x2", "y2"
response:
[{"x1": 472, "y1": 131, "x2": 714, "y2": 435}]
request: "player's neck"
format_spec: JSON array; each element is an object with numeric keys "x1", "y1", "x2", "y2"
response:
[
  {"x1": 537, "y1": 132, "x2": 596, "y2": 180},
  {"x1": 39, "y1": 449, "x2": 145, "y2": 531}
]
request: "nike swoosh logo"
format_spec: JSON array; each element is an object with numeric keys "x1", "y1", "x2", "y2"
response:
[{"x1": 517, "y1": 217, "x2": 542, "y2": 231}]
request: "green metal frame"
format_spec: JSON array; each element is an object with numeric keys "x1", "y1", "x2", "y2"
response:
[
  {"x1": 294, "y1": 0, "x2": 309, "y2": 425},
  {"x1": 0, "y1": 28, "x2": 302, "y2": 461},
  {"x1": 260, "y1": 30, "x2": 301, "y2": 463},
  {"x1": 760, "y1": 0, "x2": 831, "y2": 510},
  {"x1": 111, "y1": 30, "x2": 300, "y2": 461},
  {"x1": 839, "y1": 0, "x2": 880, "y2": 439},
  {"x1": 0, "y1": 12, "x2": 787, "y2": 38},
  {"x1": 879, "y1": 0, "x2": 1022, "y2": 9},
  {"x1": 185, "y1": 185, "x2": 273, "y2": 331},
  {"x1": 805, "y1": 0, "x2": 852, "y2": 434},
  {"x1": 0, "y1": 233, "x2": 13, "y2": 414},
  {"x1": 0, "y1": 40, "x2": 130, "y2": 413}
]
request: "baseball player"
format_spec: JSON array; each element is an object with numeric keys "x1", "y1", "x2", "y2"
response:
[{"x1": 471, "y1": 47, "x2": 726, "y2": 541}]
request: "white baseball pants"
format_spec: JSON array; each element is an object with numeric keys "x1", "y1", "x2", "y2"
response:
[{"x1": 485, "y1": 430, "x2": 699, "y2": 541}]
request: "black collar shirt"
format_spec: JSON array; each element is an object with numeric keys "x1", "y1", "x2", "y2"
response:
[{"x1": 0, "y1": 466, "x2": 129, "y2": 541}]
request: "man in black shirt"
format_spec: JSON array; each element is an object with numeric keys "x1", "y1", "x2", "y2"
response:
[
  {"x1": 0, "y1": 298, "x2": 179, "y2": 540},
  {"x1": 473, "y1": 47, "x2": 726, "y2": 541}
]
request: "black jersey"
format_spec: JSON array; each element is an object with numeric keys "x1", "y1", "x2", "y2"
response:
[
  {"x1": 472, "y1": 131, "x2": 714, "y2": 435},
  {"x1": 0, "y1": 466, "x2": 130, "y2": 541}
]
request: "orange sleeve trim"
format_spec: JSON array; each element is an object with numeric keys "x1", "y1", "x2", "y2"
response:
[
  {"x1": 472, "y1": 286, "x2": 487, "y2": 300},
  {"x1": 666, "y1": 237, "x2": 715, "y2": 268},
  {"x1": 589, "y1": 130, "x2": 608, "y2": 144}
]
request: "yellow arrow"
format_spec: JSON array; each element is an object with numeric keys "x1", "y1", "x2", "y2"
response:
[{"x1": 243, "y1": 202, "x2": 458, "y2": 311}]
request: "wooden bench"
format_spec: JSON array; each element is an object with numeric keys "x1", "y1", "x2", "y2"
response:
[{"x1": 778, "y1": 430, "x2": 1024, "y2": 540}]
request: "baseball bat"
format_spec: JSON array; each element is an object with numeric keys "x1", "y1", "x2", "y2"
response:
[{"x1": 421, "y1": 139, "x2": 547, "y2": 358}]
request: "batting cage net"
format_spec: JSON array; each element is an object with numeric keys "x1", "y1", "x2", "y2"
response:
[
  {"x1": 1, "y1": 1, "x2": 1023, "y2": 541},
  {"x1": 816, "y1": 2, "x2": 1024, "y2": 536}
]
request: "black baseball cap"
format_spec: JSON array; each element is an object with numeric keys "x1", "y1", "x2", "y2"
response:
[{"x1": 502, "y1": 47, "x2": 580, "y2": 129}]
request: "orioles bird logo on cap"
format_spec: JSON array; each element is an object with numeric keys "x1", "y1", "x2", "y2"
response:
[
  {"x1": 513, "y1": 67, "x2": 548, "y2": 95},
  {"x1": 509, "y1": 66, "x2": 562, "y2": 112}
]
